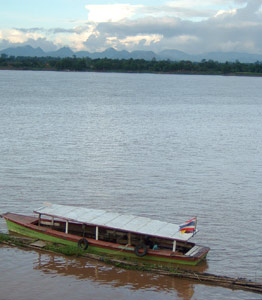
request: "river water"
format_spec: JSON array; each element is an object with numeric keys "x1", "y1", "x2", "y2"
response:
[{"x1": 0, "y1": 70, "x2": 262, "y2": 299}]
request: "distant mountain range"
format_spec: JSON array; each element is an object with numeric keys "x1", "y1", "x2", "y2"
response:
[{"x1": 1, "y1": 45, "x2": 262, "y2": 63}]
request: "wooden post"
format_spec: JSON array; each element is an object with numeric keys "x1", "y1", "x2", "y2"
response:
[
  {"x1": 38, "y1": 214, "x2": 41, "y2": 226},
  {"x1": 128, "y1": 233, "x2": 131, "y2": 245},
  {"x1": 172, "y1": 240, "x2": 176, "y2": 252},
  {"x1": 96, "y1": 226, "x2": 99, "y2": 240},
  {"x1": 51, "y1": 217, "x2": 54, "y2": 226},
  {"x1": 65, "y1": 221, "x2": 69, "y2": 234}
]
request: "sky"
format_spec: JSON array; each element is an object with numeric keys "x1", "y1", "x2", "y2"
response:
[{"x1": 1, "y1": 0, "x2": 262, "y2": 54}]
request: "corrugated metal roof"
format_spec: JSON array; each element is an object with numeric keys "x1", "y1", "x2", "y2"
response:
[{"x1": 34, "y1": 203, "x2": 196, "y2": 241}]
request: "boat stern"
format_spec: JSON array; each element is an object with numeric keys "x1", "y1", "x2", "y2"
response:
[{"x1": 185, "y1": 245, "x2": 210, "y2": 263}]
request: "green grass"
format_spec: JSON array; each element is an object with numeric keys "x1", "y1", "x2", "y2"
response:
[
  {"x1": 0, "y1": 232, "x2": 11, "y2": 242},
  {"x1": 0, "y1": 232, "x2": 29, "y2": 247},
  {"x1": 44, "y1": 243, "x2": 86, "y2": 257}
]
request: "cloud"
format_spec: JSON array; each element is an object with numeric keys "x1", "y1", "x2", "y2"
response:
[
  {"x1": 14, "y1": 27, "x2": 45, "y2": 33},
  {"x1": 138, "y1": 5, "x2": 214, "y2": 21},
  {"x1": 82, "y1": 1, "x2": 262, "y2": 54},
  {"x1": 0, "y1": 29, "x2": 44, "y2": 44},
  {"x1": 83, "y1": 33, "x2": 109, "y2": 52},
  {"x1": 0, "y1": 36, "x2": 58, "y2": 52},
  {"x1": 1, "y1": 1, "x2": 262, "y2": 54},
  {"x1": 25, "y1": 38, "x2": 59, "y2": 51},
  {"x1": 85, "y1": 4, "x2": 143, "y2": 22},
  {"x1": 119, "y1": 34, "x2": 162, "y2": 48}
]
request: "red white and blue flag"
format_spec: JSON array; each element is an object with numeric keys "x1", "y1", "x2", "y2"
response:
[{"x1": 179, "y1": 217, "x2": 197, "y2": 233}]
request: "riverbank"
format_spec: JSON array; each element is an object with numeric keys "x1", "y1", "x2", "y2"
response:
[
  {"x1": 1, "y1": 232, "x2": 261, "y2": 294},
  {"x1": 1, "y1": 56, "x2": 262, "y2": 76},
  {"x1": 1, "y1": 66, "x2": 262, "y2": 78}
]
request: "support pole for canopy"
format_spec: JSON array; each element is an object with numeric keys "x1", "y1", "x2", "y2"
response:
[
  {"x1": 65, "y1": 221, "x2": 69, "y2": 234},
  {"x1": 51, "y1": 217, "x2": 54, "y2": 226},
  {"x1": 96, "y1": 226, "x2": 99, "y2": 240},
  {"x1": 128, "y1": 233, "x2": 131, "y2": 245},
  {"x1": 172, "y1": 240, "x2": 176, "y2": 252},
  {"x1": 38, "y1": 214, "x2": 41, "y2": 226},
  {"x1": 82, "y1": 224, "x2": 86, "y2": 237}
]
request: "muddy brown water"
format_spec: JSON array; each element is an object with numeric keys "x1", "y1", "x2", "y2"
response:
[
  {"x1": 0, "y1": 245, "x2": 256, "y2": 300},
  {"x1": 1, "y1": 70, "x2": 262, "y2": 299}
]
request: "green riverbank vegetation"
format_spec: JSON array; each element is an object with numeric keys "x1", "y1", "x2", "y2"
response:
[{"x1": 1, "y1": 54, "x2": 262, "y2": 76}]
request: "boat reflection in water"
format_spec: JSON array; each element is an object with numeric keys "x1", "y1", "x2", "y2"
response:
[{"x1": 34, "y1": 251, "x2": 208, "y2": 300}]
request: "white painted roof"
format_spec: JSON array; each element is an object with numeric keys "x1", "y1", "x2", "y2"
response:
[{"x1": 34, "y1": 203, "x2": 196, "y2": 241}]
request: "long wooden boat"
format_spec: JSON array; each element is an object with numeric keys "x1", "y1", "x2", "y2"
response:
[{"x1": 2, "y1": 203, "x2": 210, "y2": 265}]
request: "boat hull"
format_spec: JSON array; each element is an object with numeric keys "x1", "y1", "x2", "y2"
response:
[{"x1": 3, "y1": 213, "x2": 209, "y2": 266}]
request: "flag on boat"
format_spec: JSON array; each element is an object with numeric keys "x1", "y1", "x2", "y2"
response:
[{"x1": 179, "y1": 217, "x2": 197, "y2": 233}]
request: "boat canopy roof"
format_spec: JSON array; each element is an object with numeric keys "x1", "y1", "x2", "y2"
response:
[{"x1": 34, "y1": 203, "x2": 196, "y2": 241}]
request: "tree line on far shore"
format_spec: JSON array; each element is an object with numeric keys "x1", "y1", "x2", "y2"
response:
[{"x1": 1, "y1": 53, "x2": 262, "y2": 75}]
